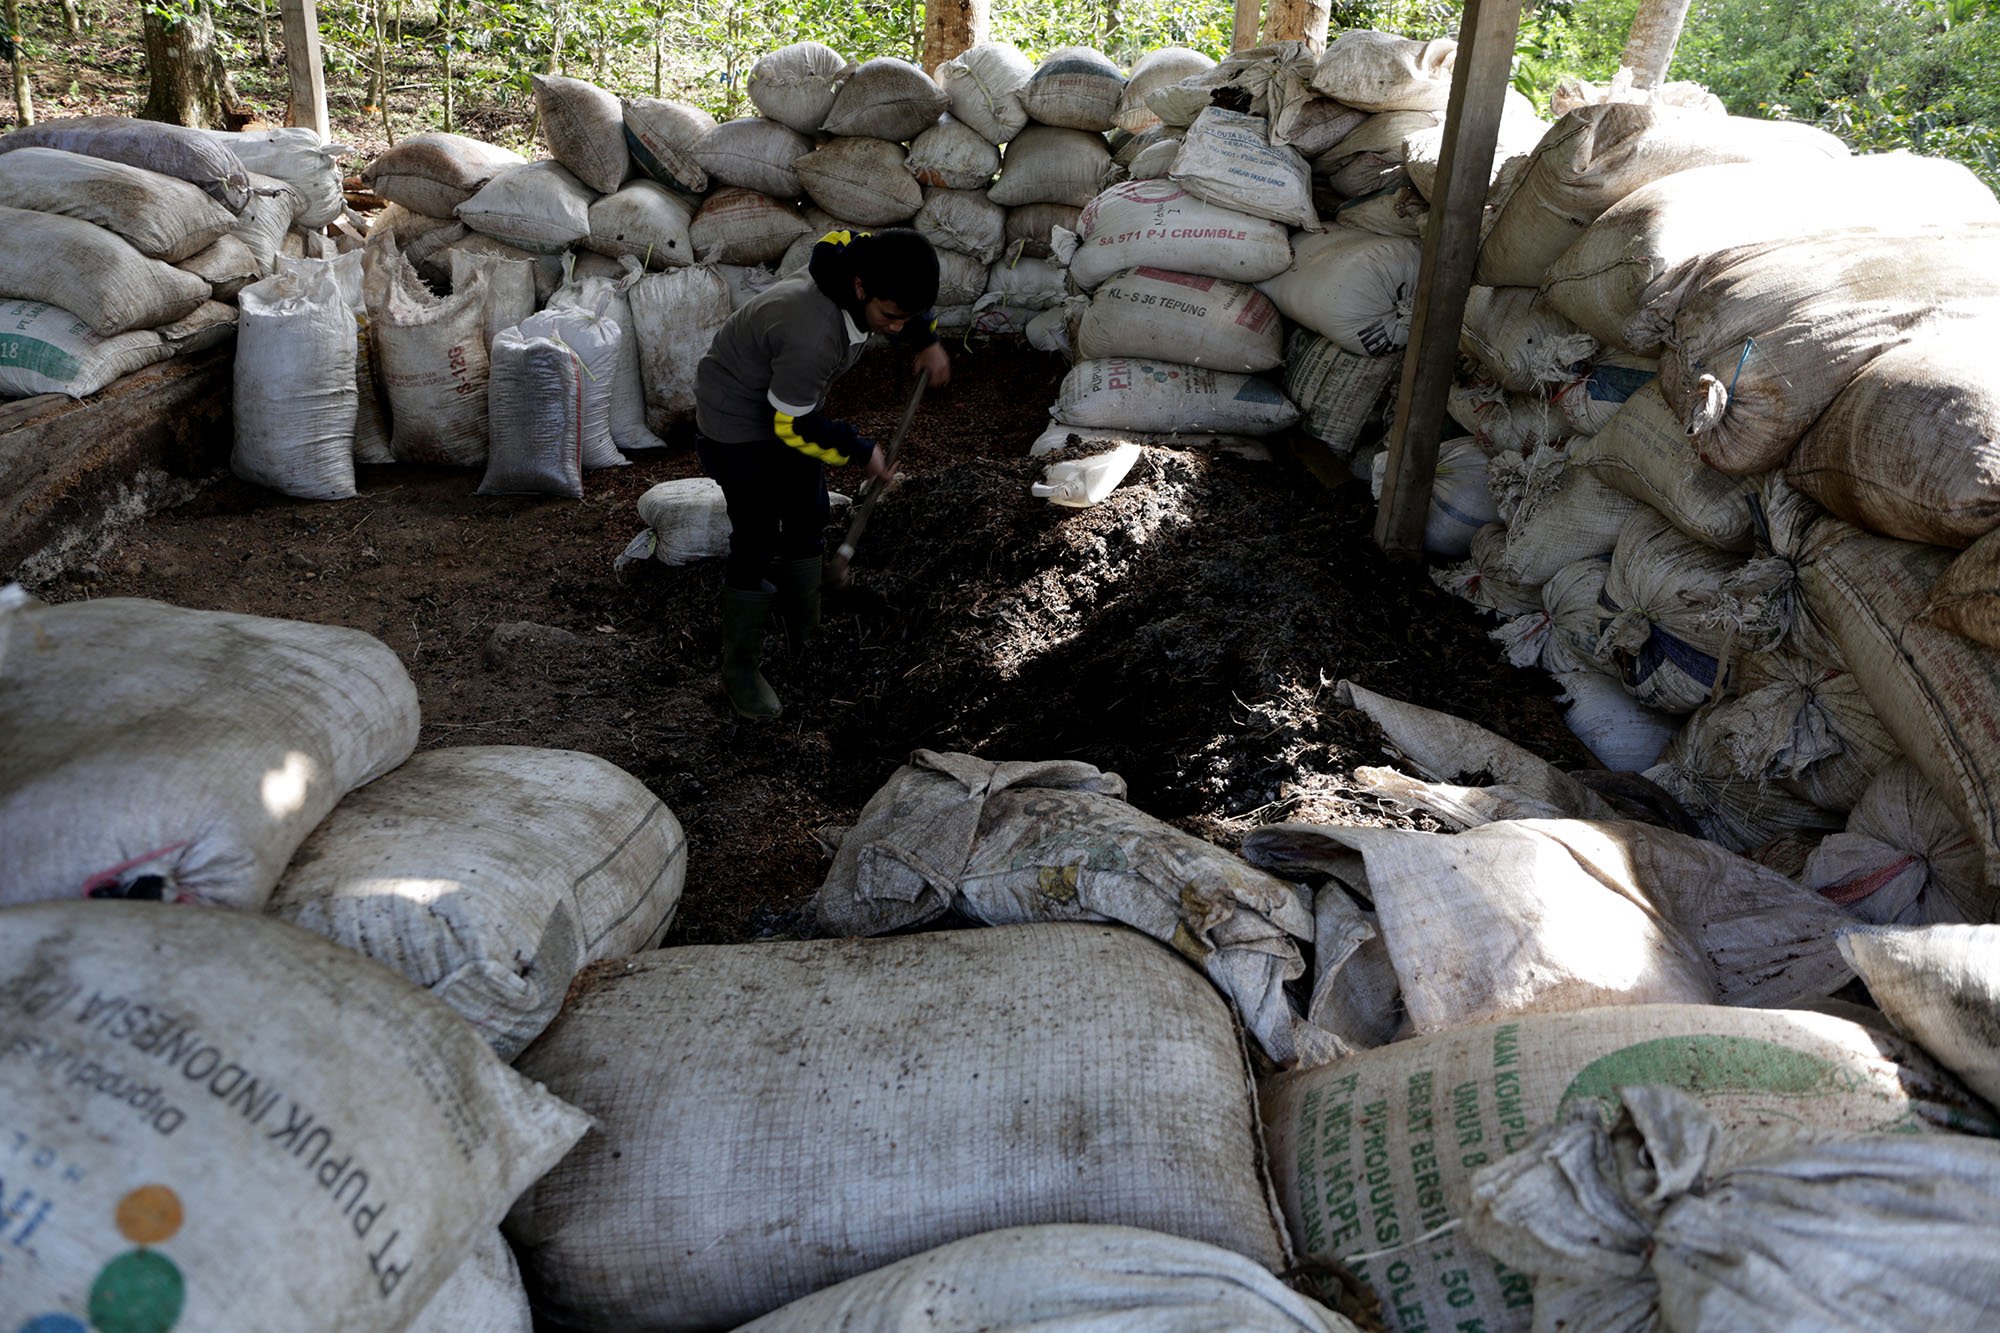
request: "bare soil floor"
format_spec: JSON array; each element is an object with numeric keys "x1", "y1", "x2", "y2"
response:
[{"x1": 28, "y1": 339, "x2": 1593, "y2": 944}]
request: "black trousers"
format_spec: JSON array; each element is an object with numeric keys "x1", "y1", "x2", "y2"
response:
[{"x1": 696, "y1": 434, "x2": 831, "y2": 590}]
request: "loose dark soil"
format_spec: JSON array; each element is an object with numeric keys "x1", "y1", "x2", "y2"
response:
[{"x1": 28, "y1": 339, "x2": 1594, "y2": 943}]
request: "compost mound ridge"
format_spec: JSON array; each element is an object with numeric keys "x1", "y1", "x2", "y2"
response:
[{"x1": 25, "y1": 341, "x2": 1586, "y2": 945}]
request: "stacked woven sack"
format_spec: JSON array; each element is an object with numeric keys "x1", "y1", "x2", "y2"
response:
[
  {"x1": 1394, "y1": 70, "x2": 2000, "y2": 929},
  {"x1": 0, "y1": 118, "x2": 345, "y2": 402}
]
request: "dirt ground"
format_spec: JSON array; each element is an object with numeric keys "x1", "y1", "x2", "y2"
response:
[{"x1": 26, "y1": 337, "x2": 1594, "y2": 944}]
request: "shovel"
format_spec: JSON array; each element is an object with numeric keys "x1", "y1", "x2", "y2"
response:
[{"x1": 825, "y1": 368, "x2": 929, "y2": 590}]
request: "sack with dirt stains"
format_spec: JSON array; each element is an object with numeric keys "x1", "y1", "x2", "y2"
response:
[
  {"x1": 583, "y1": 178, "x2": 695, "y2": 270},
  {"x1": 1565, "y1": 385, "x2": 1759, "y2": 555},
  {"x1": 1284, "y1": 329, "x2": 1399, "y2": 455},
  {"x1": 1076, "y1": 267, "x2": 1285, "y2": 373},
  {"x1": 1309, "y1": 30, "x2": 1456, "y2": 113},
  {"x1": 0, "y1": 146, "x2": 237, "y2": 262},
  {"x1": 0, "y1": 205, "x2": 212, "y2": 336},
  {"x1": 505, "y1": 923, "x2": 1296, "y2": 1329},
  {"x1": 1697, "y1": 643, "x2": 1901, "y2": 813},
  {"x1": 1465, "y1": 1083, "x2": 2000, "y2": 1333},
  {"x1": 1262, "y1": 1003, "x2": 1999, "y2": 1333},
  {"x1": 0, "y1": 113, "x2": 252, "y2": 210},
  {"x1": 1116, "y1": 48, "x2": 1215, "y2": 133},
  {"x1": 1169, "y1": 108, "x2": 1319, "y2": 230},
  {"x1": 0, "y1": 900, "x2": 589, "y2": 1328},
  {"x1": 1062, "y1": 181, "x2": 1291, "y2": 288},
  {"x1": 821, "y1": 57, "x2": 950, "y2": 141},
  {"x1": 0, "y1": 592, "x2": 418, "y2": 909},
  {"x1": 686, "y1": 117, "x2": 804, "y2": 199},
  {"x1": 988, "y1": 124, "x2": 1114, "y2": 209},
  {"x1": 448, "y1": 247, "x2": 536, "y2": 352},
  {"x1": 532, "y1": 73, "x2": 629, "y2": 194},
  {"x1": 936, "y1": 41, "x2": 1034, "y2": 145},
  {"x1": 362, "y1": 131, "x2": 526, "y2": 219},
  {"x1": 812, "y1": 750, "x2": 1331, "y2": 1065},
  {"x1": 748, "y1": 41, "x2": 852, "y2": 134},
  {"x1": 231, "y1": 261, "x2": 359, "y2": 500},
  {"x1": 1485, "y1": 448, "x2": 1641, "y2": 587},
  {"x1": 548, "y1": 259, "x2": 669, "y2": 453},
  {"x1": 628, "y1": 262, "x2": 731, "y2": 424},
  {"x1": 364, "y1": 230, "x2": 490, "y2": 466},
  {"x1": 1053, "y1": 357, "x2": 1299, "y2": 436},
  {"x1": 1458, "y1": 286, "x2": 1597, "y2": 393},
  {"x1": 915, "y1": 186, "x2": 1007, "y2": 263},
  {"x1": 739, "y1": 1225, "x2": 1359, "y2": 1332},
  {"x1": 455, "y1": 161, "x2": 595, "y2": 253},
  {"x1": 266, "y1": 746, "x2": 686, "y2": 1060},
  {"x1": 204, "y1": 126, "x2": 349, "y2": 228},
  {"x1": 1434, "y1": 523, "x2": 1543, "y2": 619},
  {"x1": 1644, "y1": 705, "x2": 1844, "y2": 852},
  {"x1": 1840, "y1": 922, "x2": 2000, "y2": 1106},
  {"x1": 477, "y1": 321, "x2": 589, "y2": 497},
  {"x1": 1017, "y1": 46, "x2": 1125, "y2": 132},
  {"x1": 1804, "y1": 762, "x2": 1981, "y2": 926},
  {"x1": 795, "y1": 135, "x2": 925, "y2": 223},
  {"x1": 228, "y1": 172, "x2": 304, "y2": 278},
  {"x1": 1256, "y1": 226, "x2": 1419, "y2": 356},
  {"x1": 1551, "y1": 351, "x2": 1656, "y2": 436},
  {"x1": 0, "y1": 298, "x2": 234, "y2": 400},
  {"x1": 907, "y1": 115, "x2": 1001, "y2": 189},
  {"x1": 1491, "y1": 554, "x2": 1612, "y2": 675},
  {"x1": 689, "y1": 186, "x2": 815, "y2": 263},
  {"x1": 175, "y1": 233, "x2": 263, "y2": 300},
  {"x1": 619, "y1": 96, "x2": 714, "y2": 196},
  {"x1": 409, "y1": 1230, "x2": 532, "y2": 1333}
]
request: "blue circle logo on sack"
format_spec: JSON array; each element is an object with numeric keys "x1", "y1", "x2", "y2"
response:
[{"x1": 18, "y1": 1186, "x2": 186, "y2": 1333}]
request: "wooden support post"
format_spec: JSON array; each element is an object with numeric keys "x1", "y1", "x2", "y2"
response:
[
  {"x1": 1231, "y1": 0, "x2": 1261, "y2": 52},
  {"x1": 1620, "y1": 0, "x2": 1692, "y2": 92},
  {"x1": 279, "y1": 0, "x2": 329, "y2": 140},
  {"x1": 1373, "y1": 0, "x2": 1522, "y2": 558}
]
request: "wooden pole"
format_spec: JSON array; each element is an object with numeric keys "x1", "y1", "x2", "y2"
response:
[
  {"x1": 1620, "y1": 0, "x2": 1692, "y2": 91},
  {"x1": 922, "y1": 0, "x2": 986, "y2": 72},
  {"x1": 279, "y1": 0, "x2": 329, "y2": 139},
  {"x1": 1261, "y1": 0, "x2": 1329, "y2": 50},
  {"x1": 1230, "y1": 0, "x2": 1261, "y2": 52},
  {"x1": 1373, "y1": 0, "x2": 1523, "y2": 558}
]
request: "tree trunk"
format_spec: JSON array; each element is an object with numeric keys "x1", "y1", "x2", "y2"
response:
[
  {"x1": 921, "y1": 0, "x2": 985, "y2": 71},
  {"x1": 5, "y1": 0, "x2": 32, "y2": 126},
  {"x1": 440, "y1": 0, "x2": 454, "y2": 130},
  {"x1": 1261, "y1": 0, "x2": 1329, "y2": 51},
  {"x1": 141, "y1": 0, "x2": 242, "y2": 128},
  {"x1": 60, "y1": 0, "x2": 82, "y2": 38},
  {"x1": 1230, "y1": 0, "x2": 1261, "y2": 52},
  {"x1": 254, "y1": 0, "x2": 271, "y2": 65},
  {"x1": 1619, "y1": 0, "x2": 1693, "y2": 92}
]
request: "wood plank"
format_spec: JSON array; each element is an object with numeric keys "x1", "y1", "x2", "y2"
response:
[
  {"x1": 1232, "y1": 0, "x2": 1262, "y2": 52},
  {"x1": 0, "y1": 346, "x2": 235, "y2": 576},
  {"x1": 280, "y1": 0, "x2": 331, "y2": 140},
  {"x1": 1373, "y1": 0, "x2": 1524, "y2": 558}
]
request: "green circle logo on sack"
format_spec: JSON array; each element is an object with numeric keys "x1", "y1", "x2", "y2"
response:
[
  {"x1": 18, "y1": 1186, "x2": 186, "y2": 1333},
  {"x1": 1556, "y1": 1036, "x2": 1910, "y2": 1132}
]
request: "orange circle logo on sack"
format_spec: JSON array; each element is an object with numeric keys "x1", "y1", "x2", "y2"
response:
[{"x1": 18, "y1": 1187, "x2": 186, "y2": 1333}]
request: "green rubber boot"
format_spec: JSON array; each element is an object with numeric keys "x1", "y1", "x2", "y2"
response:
[
  {"x1": 773, "y1": 555, "x2": 823, "y2": 656},
  {"x1": 719, "y1": 585, "x2": 782, "y2": 719}
]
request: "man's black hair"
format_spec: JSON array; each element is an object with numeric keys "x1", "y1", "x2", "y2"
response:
[{"x1": 849, "y1": 228, "x2": 939, "y2": 315}]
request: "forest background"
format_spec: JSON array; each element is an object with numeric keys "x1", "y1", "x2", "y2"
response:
[{"x1": 3, "y1": 0, "x2": 1996, "y2": 191}]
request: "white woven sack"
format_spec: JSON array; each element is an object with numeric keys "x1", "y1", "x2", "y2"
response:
[
  {"x1": 1925, "y1": 527, "x2": 2000, "y2": 650},
  {"x1": 232, "y1": 262, "x2": 359, "y2": 500},
  {"x1": 683, "y1": 185, "x2": 806, "y2": 264},
  {"x1": 1477, "y1": 103, "x2": 1848, "y2": 288},
  {"x1": 1400, "y1": 91, "x2": 1546, "y2": 200},
  {"x1": 936, "y1": 248, "x2": 988, "y2": 306},
  {"x1": 1556, "y1": 668, "x2": 1679, "y2": 771},
  {"x1": 979, "y1": 254, "x2": 1066, "y2": 310},
  {"x1": 1075, "y1": 267, "x2": 1284, "y2": 373},
  {"x1": 1255, "y1": 226, "x2": 1419, "y2": 356},
  {"x1": 584, "y1": 178, "x2": 695, "y2": 269},
  {"x1": 1488, "y1": 450, "x2": 1642, "y2": 587},
  {"x1": 1019, "y1": 46, "x2": 1126, "y2": 132},
  {"x1": 0, "y1": 204, "x2": 211, "y2": 336},
  {"x1": 748, "y1": 41, "x2": 851, "y2": 133},
  {"x1": 1283, "y1": 328, "x2": 1400, "y2": 455},
  {"x1": 1788, "y1": 325, "x2": 2000, "y2": 547},
  {"x1": 1646, "y1": 705, "x2": 1844, "y2": 852},
  {"x1": 1328, "y1": 181, "x2": 1428, "y2": 238},
  {"x1": 1263, "y1": 1004, "x2": 1998, "y2": 1333},
  {"x1": 1142, "y1": 42, "x2": 1301, "y2": 129},
  {"x1": 205, "y1": 126, "x2": 348, "y2": 227},
  {"x1": 479, "y1": 325, "x2": 587, "y2": 497},
  {"x1": 409, "y1": 1230, "x2": 533, "y2": 1333},
  {"x1": 228, "y1": 172, "x2": 303, "y2": 278},
  {"x1": 1706, "y1": 645, "x2": 1900, "y2": 813},
  {"x1": 1167, "y1": 108, "x2": 1318, "y2": 230},
  {"x1": 1449, "y1": 381, "x2": 1567, "y2": 454},
  {"x1": 0, "y1": 113, "x2": 252, "y2": 209},
  {"x1": 1567, "y1": 381, "x2": 1759, "y2": 552},
  {"x1": 0, "y1": 901, "x2": 590, "y2": 1328},
  {"x1": 1513, "y1": 554, "x2": 1614, "y2": 675},
  {"x1": 455, "y1": 160, "x2": 594, "y2": 253},
  {"x1": 549, "y1": 263, "x2": 669, "y2": 453},
  {"x1": 1459, "y1": 285, "x2": 1597, "y2": 392},
  {"x1": 741, "y1": 1225, "x2": 1356, "y2": 1332},
  {"x1": 530, "y1": 301, "x2": 623, "y2": 470},
  {"x1": 1369, "y1": 436, "x2": 1495, "y2": 557},
  {"x1": 362, "y1": 132, "x2": 526, "y2": 218},
  {"x1": 1029, "y1": 422, "x2": 1269, "y2": 461},
  {"x1": 1005, "y1": 200, "x2": 1083, "y2": 258},
  {"x1": 1544, "y1": 152, "x2": 2000, "y2": 353},
  {"x1": 1434, "y1": 521, "x2": 1543, "y2": 619},
  {"x1": 916, "y1": 187, "x2": 1007, "y2": 263},
  {"x1": 822, "y1": 58, "x2": 950, "y2": 141},
  {"x1": 267, "y1": 745, "x2": 686, "y2": 1060},
  {"x1": 175, "y1": 233, "x2": 262, "y2": 298},
  {"x1": 0, "y1": 299, "x2": 234, "y2": 399},
  {"x1": 1552, "y1": 350, "x2": 1657, "y2": 436},
  {"x1": 629, "y1": 264, "x2": 732, "y2": 422},
  {"x1": 906, "y1": 115, "x2": 1001, "y2": 190},
  {"x1": 449, "y1": 247, "x2": 537, "y2": 351},
  {"x1": 936, "y1": 41, "x2": 1033, "y2": 145},
  {"x1": 1841, "y1": 923, "x2": 2000, "y2": 1106},
  {"x1": 1054, "y1": 357, "x2": 1299, "y2": 435},
  {"x1": 1598, "y1": 507, "x2": 1764, "y2": 713},
  {"x1": 532, "y1": 73, "x2": 629, "y2": 194},
  {"x1": 988, "y1": 124, "x2": 1113, "y2": 208},
  {"x1": 1463, "y1": 1085, "x2": 2000, "y2": 1333},
  {"x1": 693, "y1": 116, "x2": 812, "y2": 198},
  {"x1": 794, "y1": 139, "x2": 923, "y2": 226},
  {"x1": 619, "y1": 96, "x2": 714, "y2": 195},
  {"x1": 364, "y1": 231, "x2": 490, "y2": 466},
  {"x1": 1308, "y1": 29, "x2": 1456, "y2": 113},
  {"x1": 1126, "y1": 137, "x2": 1179, "y2": 181},
  {"x1": 1115, "y1": 48, "x2": 1216, "y2": 133},
  {"x1": 305, "y1": 249, "x2": 392, "y2": 463},
  {"x1": 1805, "y1": 763, "x2": 1980, "y2": 926},
  {"x1": 636, "y1": 477, "x2": 732, "y2": 563},
  {"x1": 0, "y1": 146, "x2": 236, "y2": 261},
  {"x1": 1314, "y1": 107, "x2": 1436, "y2": 176},
  {"x1": 1798, "y1": 523, "x2": 2000, "y2": 910},
  {"x1": 0, "y1": 595, "x2": 418, "y2": 909},
  {"x1": 505, "y1": 924, "x2": 1294, "y2": 1329}
]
